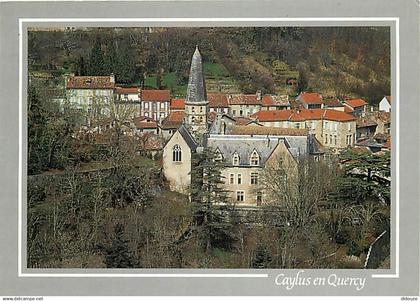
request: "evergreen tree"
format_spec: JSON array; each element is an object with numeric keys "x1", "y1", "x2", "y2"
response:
[
  {"x1": 105, "y1": 224, "x2": 135, "y2": 268},
  {"x1": 104, "y1": 41, "x2": 117, "y2": 75},
  {"x1": 76, "y1": 55, "x2": 86, "y2": 76},
  {"x1": 251, "y1": 244, "x2": 272, "y2": 268},
  {"x1": 190, "y1": 148, "x2": 238, "y2": 252},
  {"x1": 115, "y1": 45, "x2": 136, "y2": 84},
  {"x1": 88, "y1": 37, "x2": 105, "y2": 75}
]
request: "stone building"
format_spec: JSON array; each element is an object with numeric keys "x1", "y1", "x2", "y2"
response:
[
  {"x1": 228, "y1": 92, "x2": 262, "y2": 117},
  {"x1": 251, "y1": 108, "x2": 357, "y2": 150},
  {"x1": 65, "y1": 74, "x2": 115, "y2": 117},
  {"x1": 162, "y1": 47, "x2": 322, "y2": 206},
  {"x1": 139, "y1": 89, "x2": 171, "y2": 121}
]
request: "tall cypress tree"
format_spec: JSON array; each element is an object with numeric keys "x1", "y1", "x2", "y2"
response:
[
  {"x1": 115, "y1": 45, "x2": 136, "y2": 84},
  {"x1": 104, "y1": 41, "x2": 117, "y2": 75},
  {"x1": 88, "y1": 37, "x2": 105, "y2": 75},
  {"x1": 190, "y1": 148, "x2": 237, "y2": 252}
]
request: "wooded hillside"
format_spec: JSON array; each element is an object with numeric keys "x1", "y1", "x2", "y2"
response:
[{"x1": 28, "y1": 27, "x2": 390, "y2": 103}]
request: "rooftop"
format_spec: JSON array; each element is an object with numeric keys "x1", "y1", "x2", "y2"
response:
[
  {"x1": 170, "y1": 98, "x2": 185, "y2": 110},
  {"x1": 229, "y1": 94, "x2": 260, "y2": 105},
  {"x1": 228, "y1": 125, "x2": 309, "y2": 136},
  {"x1": 297, "y1": 92, "x2": 323, "y2": 104},
  {"x1": 208, "y1": 92, "x2": 229, "y2": 108},
  {"x1": 140, "y1": 89, "x2": 171, "y2": 102},
  {"x1": 66, "y1": 75, "x2": 115, "y2": 89},
  {"x1": 251, "y1": 109, "x2": 357, "y2": 122},
  {"x1": 345, "y1": 98, "x2": 367, "y2": 108}
]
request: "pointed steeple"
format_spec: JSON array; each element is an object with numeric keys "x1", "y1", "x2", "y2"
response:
[{"x1": 186, "y1": 45, "x2": 207, "y2": 104}]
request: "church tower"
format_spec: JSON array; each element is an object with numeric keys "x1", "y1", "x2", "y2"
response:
[{"x1": 184, "y1": 46, "x2": 208, "y2": 142}]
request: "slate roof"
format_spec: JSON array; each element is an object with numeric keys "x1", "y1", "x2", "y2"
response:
[
  {"x1": 207, "y1": 134, "x2": 308, "y2": 167},
  {"x1": 66, "y1": 75, "x2": 115, "y2": 89},
  {"x1": 178, "y1": 125, "x2": 198, "y2": 151},
  {"x1": 186, "y1": 46, "x2": 207, "y2": 104},
  {"x1": 228, "y1": 125, "x2": 309, "y2": 136},
  {"x1": 140, "y1": 89, "x2": 170, "y2": 102}
]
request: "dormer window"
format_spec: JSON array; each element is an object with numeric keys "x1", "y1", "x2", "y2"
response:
[
  {"x1": 250, "y1": 150, "x2": 260, "y2": 166},
  {"x1": 232, "y1": 152, "x2": 240, "y2": 166},
  {"x1": 215, "y1": 148, "x2": 223, "y2": 161}
]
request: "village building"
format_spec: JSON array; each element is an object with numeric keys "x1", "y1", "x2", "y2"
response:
[
  {"x1": 160, "y1": 111, "x2": 185, "y2": 138},
  {"x1": 250, "y1": 108, "x2": 357, "y2": 150},
  {"x1": 344, "y1": 98, "x2": 368, "y2": 117},
  {"x1": 65, "y1": 74, "x2": 115, "y2": 117},
  {"x1": 114, "y1": 86, "x2": 142, "y2": 117},
  {"x1": 261, "y1": 94, "x2": 291, "y2": 111},
  {"x1": 208, "y1": 92, "x2": 230, "y2": 114},
  {"x1": 296, "y1": 92, "x2": 324, "y2": 109},
  {"x1": 162, "y1": 47, "x2": 324, "y2": 205},
  {"x1": 379, "y1": 95, "x2": 391, "y2": 112},
  {"x1": 132, "y1": 116, "x2": 159, "y2": 135},
  {"x1": 322, "y1": 98, "x2": 345, "y2": 111},
  {"x1": 139, "y1": 89, "x2": 171, "y2": 121},
  {"x1": 356, "y1": 117, "x2": 378, "y2": 139},
  {"x1": 228, "y1": 92, "x2": 262, "y2": 118}
]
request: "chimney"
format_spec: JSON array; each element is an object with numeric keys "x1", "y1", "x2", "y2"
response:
[{"x1": 110, "y1": 73, "x2": 115, "y2": 83}]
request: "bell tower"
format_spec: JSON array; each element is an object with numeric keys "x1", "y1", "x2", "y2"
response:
[{"x1": 184, "y1": 46, "x2": 208, "y2": 142}]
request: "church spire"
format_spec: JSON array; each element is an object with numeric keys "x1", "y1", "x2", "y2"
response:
[
  {"x1": 186, "y1": 45, "x2": 207, "y2": 104},
  {"x1": 184, "y1": 46, "x2": 208, "y2": 143}
]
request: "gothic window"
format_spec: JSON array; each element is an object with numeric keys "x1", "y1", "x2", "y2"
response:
[
  {"x1": 172, "y1": 144, "x2": 182, "y2": 162},
  {"x1": 232, "y1": 152, "x2": 240, "y2": 166},
  {"x1": 250, "y1": 150, "x2": 260, "y2": 166}
]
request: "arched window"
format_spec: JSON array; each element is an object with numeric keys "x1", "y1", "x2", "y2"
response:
[
  {"x1": 173, "y1": 144, "x2": 182, "y2": 162},
  {"x1": 232, "y1": 152, "x2": 240, "y2": 166},
  {"x1": 250, "y1": 150, "x2": 260, "y2": 166}
]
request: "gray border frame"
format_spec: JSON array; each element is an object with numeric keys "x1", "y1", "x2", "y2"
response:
[{"x1": 1, "y1": 0, "x2": 419, "y2": 296}]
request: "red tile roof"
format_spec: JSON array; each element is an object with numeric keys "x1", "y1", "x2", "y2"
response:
[
  {"x1": 323, "y1": 98, "x2": 343, "y2": 107},
  {"x1": 345, "y1": 98, "x2": 367, "y2": 108},
  {"x1": 229, "y1": 94, "x2": 260, "y2": 105},
  {"x1": 208, "y1": 92, "x2": 229, "y2": 108},
  {"x1": 298, "y1": 92, "x2": 323, "y2": 104},
  {"x1": 234, "y1": 117, "x2": 255, "y2": 126},
  {"x1": 66, "y1": 75, "x2": 115, "y2": 89},
  {"x1": 251, "y1": 109, "x2": 357, "y2": 122},
  {"x1": 115, "y1": 87, "x2": 140, "y2": 94},
  {"x1": 262, "y1": 95, "x2": 290, "y2": 107},
  {"x1": 140, "y1": 89, "x2": 170, "y2": 102},
  {"x1": 161, "y1": 111, "x2": 185, "y2": 129},
  {"x1": 344, "y1": 106, "x2": 354, "y2": 113},
  {"x1": 170, "y1": 98, "x2": 185, "y2": 110},
  {"x1": 133, "y1": 116, "x2": 158, "y2": 129}
]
